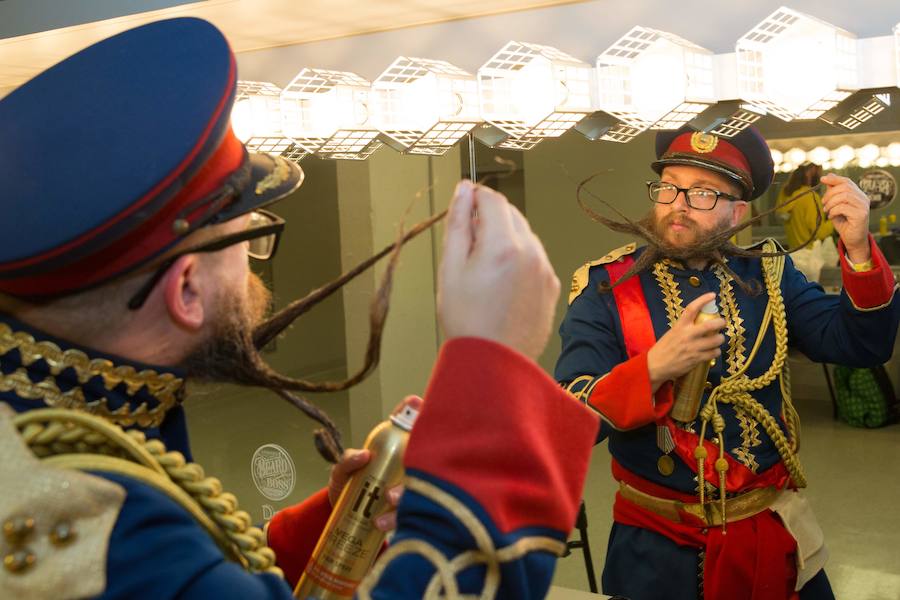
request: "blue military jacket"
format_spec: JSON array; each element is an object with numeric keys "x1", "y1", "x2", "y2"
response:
[
  {"x1": 1, "y1": 315, "x2": 598, "y2": 599},
  {"x1": 556, "y1": 242, "x2": 900, "y2": 494}
]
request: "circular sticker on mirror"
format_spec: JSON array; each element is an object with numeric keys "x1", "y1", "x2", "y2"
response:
[
  {"x1": 858, "y1": 169, "x2": 897, "y2": 210},
  {"x1": 251, "y1": 444, "x2": 296, "y2": 501}
]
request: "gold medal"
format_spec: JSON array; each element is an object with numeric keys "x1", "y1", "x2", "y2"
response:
[{"x1": 657, "y1": 454, "x2": 675, "y2": 476}]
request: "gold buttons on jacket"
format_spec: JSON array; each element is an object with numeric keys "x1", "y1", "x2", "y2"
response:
[
  {"x1": 3, "y1": 517, "x2": 37, "y2": 574},
  {"x1": 3, "y1": 549, "x2": 36, "y2": 573},
  {"x1": 49, "y1": 521, "x2": 76, "y2": 547},
  {"x1": 688, "y1": 276, "x2": 701, "y2": 287},
  {"x1": 3, "y1": 517, "x2": 34, "y2": 545}
]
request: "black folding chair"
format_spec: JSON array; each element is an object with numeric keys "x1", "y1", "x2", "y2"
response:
[{"x1": 562, "y1": 500, "x2": 598, "y2": 593}]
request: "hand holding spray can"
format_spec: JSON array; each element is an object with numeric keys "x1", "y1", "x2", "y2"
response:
[
  {"x1": 671, "y1": 299, "x2": 720, "y2": 423},
  {"x1": 294, "y1": 405, "x2": 418, "y2": 599}
]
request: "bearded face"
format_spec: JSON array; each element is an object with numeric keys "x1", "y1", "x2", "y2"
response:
[
  {"x1": 651, "y1": 205, "x2": 735, "y2": 250},
  {"x1": 181, "y1": 271, "x2": 272, "y2": 382}
]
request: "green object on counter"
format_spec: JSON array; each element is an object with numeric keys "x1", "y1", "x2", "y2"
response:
[{"x1": 832, "y1": 365, "x2": 897, "y2": 428}]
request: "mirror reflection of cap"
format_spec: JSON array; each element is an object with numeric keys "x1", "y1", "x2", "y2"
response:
[
  {"x1": 0, "y1": 17, "x2": 303, "y2": 298},
  {"x1": 651, "y1": 124, "x2": 774, "y2": 201}
]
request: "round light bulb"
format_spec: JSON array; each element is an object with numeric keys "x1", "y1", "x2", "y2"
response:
[
  {"x1": 887, "y1": 142, "x2": 900, "y2": 161},
  {"x1": 786, "y1": 148, "x2": 806, "y2": 165},
  {"x1": 857, "y1": 144, "x2": 880, "y2": 163},
  {"x1": 832, "y1": 145, "x2": 855, "y2": 164},
  {"x1": 808, "y1": 146, "x2": 830, "y2": 165},
  {"x1": 770, "y1": 149, "x2": 784, "y2": 166},
  {"x1": 231, "y1": 99, "x2": 254, "y2": 142}
]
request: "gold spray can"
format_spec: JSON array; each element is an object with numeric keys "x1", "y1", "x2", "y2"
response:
[
  {"x1": 671, "y1": 299, "x2": 720, "y2": 423},
  {"x1": 294, "y1": 405, "x2": 418, "y2": 599}
]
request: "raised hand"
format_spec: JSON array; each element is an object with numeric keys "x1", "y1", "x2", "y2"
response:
[
  {"x1": 646, "y1": 292, "x2": 726, "y2": 390},
  {"x1": 821, "y1": 173, "x2": 872, "y2": 264},
  {"x1": 438, "y1": 180, "x2": 560, "y2": 360}
]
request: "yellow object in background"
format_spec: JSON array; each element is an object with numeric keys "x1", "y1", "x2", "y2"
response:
[
  {"x1": 776, "y1": 184, "x2": 834, "y2": 249},
  {"x1": 879, "y1": 214, "x2": 897, "y2": 236}
]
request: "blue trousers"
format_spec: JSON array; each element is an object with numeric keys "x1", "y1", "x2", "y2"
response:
[{"x1": 602, "y1": 523, "x2": 835, "y2": 600}]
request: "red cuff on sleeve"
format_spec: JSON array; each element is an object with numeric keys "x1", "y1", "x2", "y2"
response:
[
  {"x1": 266, "y1": 488, "x2": 332, "y2": 589},
  {"x1": 839, "y1": 234, "x2": 897, "y2": 309},
  {"x1": 404, "y1": 337, "x2": 599, "y2": 535},
  {"x1": 586, "y1": 351, "x2": 671, "y2": 429}
]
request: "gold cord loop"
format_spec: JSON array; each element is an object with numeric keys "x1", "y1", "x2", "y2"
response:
[
  {"x1": 654, "y1": 244, "x2": 807, "y2": 528},
  {"x1": 357, "y1": 476, "x2": 566, "y2": 600},
  {"x1": 12, "y1": 408, "x2": 282, "y2": 579}
]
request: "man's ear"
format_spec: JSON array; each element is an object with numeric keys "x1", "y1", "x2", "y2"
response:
[
  {"x1": 161, "y1": 254, "x2": 205, "y2": 330},
  {"x1": 731, "y1": 201, "x2": 750, "y2": 227}
]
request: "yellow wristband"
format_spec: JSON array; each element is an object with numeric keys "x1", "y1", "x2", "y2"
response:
[{"x1": 849, "y1": 258, "x2": 874, "y2": 272}]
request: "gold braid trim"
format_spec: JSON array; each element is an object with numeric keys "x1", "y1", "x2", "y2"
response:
[
  {"x1": 732, "y1": 409, "x2": 762, "y2": 472},
  {"x1": 0, "y1": 323, "x2": 182, "y2": 428},
  {"x1": 356, "y1": 476, "x2": 567, "y2": 600},
  {"x1": 12, "y1": 408, "x2": 282, "y2": 578},
  {"x1": 653, "y1": 260, "x2": 685, "y2": 325},
  {"x1": 712, "y1": 263, "x2": 748, "y2": 377}
]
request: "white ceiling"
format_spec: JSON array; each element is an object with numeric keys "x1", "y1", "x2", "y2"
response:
[{"x1": 0, "y1": 0, "x2": 587, "y2": 96}]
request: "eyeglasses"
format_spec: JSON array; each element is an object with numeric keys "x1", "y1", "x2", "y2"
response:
[
  {"x1": 646, "y1": 181, "x2": 741, "y2": 211},
  {"x1": 127, "y1": 209, "x2": 285, "y2": 310}
]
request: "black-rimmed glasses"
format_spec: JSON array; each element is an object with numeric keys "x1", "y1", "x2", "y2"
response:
[
  {"x1": 127, "y1": 209, "x2": 285, "y2": 310},
  {"x1": 646, "y1": 181, "x2": 741, "y2": 211}
]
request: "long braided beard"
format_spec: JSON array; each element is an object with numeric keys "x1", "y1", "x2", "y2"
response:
[
  {"x1": 576, "y1": 172, "x2": 825, "y2": 295},
  {"x1": 180, "y1": 210, "x2": 447, "y2": 464}
]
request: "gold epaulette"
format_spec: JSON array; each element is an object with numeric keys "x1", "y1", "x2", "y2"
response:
[
  {"x1": 1, "y1": 403, "x2": 282, "y2": 596},
  {"x1": 0, "y1": 403, "x2": 125, "y2": 598},
  {"x1": 568, "y1": 242, "x2": 637, "y2": 305}
]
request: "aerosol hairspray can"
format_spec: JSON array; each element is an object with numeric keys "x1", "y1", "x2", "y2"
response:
[
  {"x1": 294, "y1": 405, "x2": 418, "y2": 599},
  {"x1": 671, "y1": 300, "x2": 720, "y2": 423}
]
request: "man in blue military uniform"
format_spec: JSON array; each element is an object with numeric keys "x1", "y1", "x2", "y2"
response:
[
  {"x1": 556, "y1": 125, "x2": 900, "y2": 600},
  {"x1": 0, "y1": 18, "x2": 599, "y2": 599}
]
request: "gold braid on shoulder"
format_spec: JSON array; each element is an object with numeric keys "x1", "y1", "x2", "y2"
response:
[{"x1": 12, "y1": 407, "x2": 283, "y2": 578}]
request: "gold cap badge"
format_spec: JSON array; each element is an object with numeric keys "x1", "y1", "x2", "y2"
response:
[{"x1": 690, "y1": 132, "x2": 719, "y2": 154}]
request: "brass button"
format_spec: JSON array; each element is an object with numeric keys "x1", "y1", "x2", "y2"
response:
[
  {"x1": 49, "y1": 521, "x2": 76, "y2": 547},
  {"x1": 3, "y1": 549, "x2": 36, "y2": 574},
  {"x1": 3, "y1": 517, "x2": 35, "y2": 545},
  {"x1": 704, "y1": 381, "x2": 713, "y2": 391},
  {"x1": 172, "y1": 218, "x2": 190, "y2": 235},
  {"x1": 688, "y1": 276, "x2": 701, "y2": 287}
]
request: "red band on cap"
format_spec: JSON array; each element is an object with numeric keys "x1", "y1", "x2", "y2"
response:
[
  {"x1": 665, "y1": 133, "x2": 751, "y2": 179},
  {"x1": 0, "y1": 127, "x2": 245, "y2": 297},
  {"x1": 0, "y1": 53, "x2": 237, "y2": 276}
]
